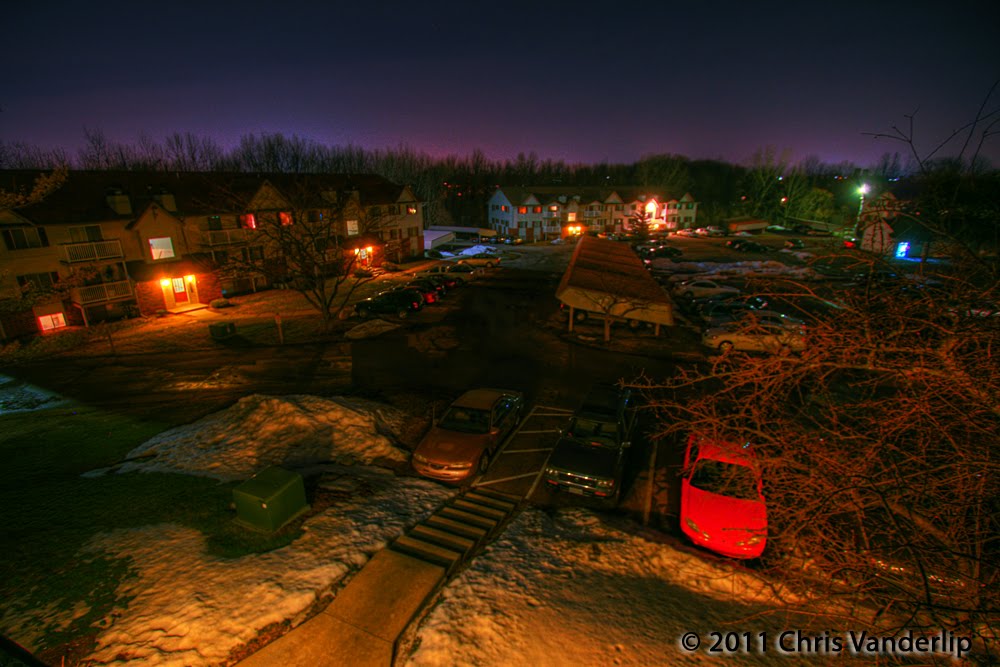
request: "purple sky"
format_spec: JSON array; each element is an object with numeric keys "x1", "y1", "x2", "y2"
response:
[{"x1": 2, "y1": 1, "x2": 998, "y2": 168}]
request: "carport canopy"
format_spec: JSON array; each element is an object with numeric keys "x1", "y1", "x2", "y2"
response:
[{"x1": 555, "y1": 236, "x2": 675, "y2": 334}]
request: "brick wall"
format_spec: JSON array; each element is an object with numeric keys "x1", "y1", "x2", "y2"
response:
[
  {"x1": 135, "y1": 281, "x2": 165, "y2": 315},
  {"x1": 196, "y1": 272, "x2": 223, "y2": 303}
]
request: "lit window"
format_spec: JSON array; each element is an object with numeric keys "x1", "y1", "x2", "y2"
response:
[
  {"x1": 567, "y1": 213, "x2": 576, "y2": 222},
  {"x1": 501, "y1": 205, "x2": 509, "y2": 212},
  {"x1": 518, "y1": 206, "x2": 528, "y2": 214},
  {"x1": 346, "y1": 219, "x2": 360, "y2": 236},
  {"x1": 38, "y1": 313, "x2": 66, "y2": 331},
  {"x1": 279, "y1": 212, "x2": 293, "y2": 226},
  {"x1": 407, "y1": 205, "x2": 417, "y2": 215},
  {"x1": 148, "y1": 237, "x2": 175, "y2": 260},
  {"x1": 532, "y1": 206, "x2": 542, "y2": 213},
  {"x1": 549, "y1": 205, "x2": 558, "y2": 212},
  {"x1": 240, "y1": 214, "x2": 257, "y2": 230}
]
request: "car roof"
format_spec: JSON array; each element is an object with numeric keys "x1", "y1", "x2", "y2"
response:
[
  {"x1": 688, "y1": 434, "x2": 755, "y2": 466},
  {"x1": 452, "y1": 388, "x2": 516, "y2": 410}
]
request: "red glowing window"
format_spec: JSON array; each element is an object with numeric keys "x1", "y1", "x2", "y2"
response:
[
  {"x1": 532, "y1": 206, "x2": 542, "y2": 213},
  {"x1": 240, "y1": 214, "x2": 257, "y2": 230},
  {"x1": 518, "y1": 206, "x2": 528, "y2": 214},
  {"x1": 279, "y1": 211, "x2": 293, "y2": 226},
  {"x1": 407, "y1": 205, "x2": 417, "y2": 215}
]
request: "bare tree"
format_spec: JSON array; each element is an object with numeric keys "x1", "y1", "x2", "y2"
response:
[{"x1": 204, "y1": 176, "x2": 388, "y2": 328}]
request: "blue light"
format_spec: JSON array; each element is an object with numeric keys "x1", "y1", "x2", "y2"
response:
[{"x1": 895, "y1": 241, "x2": 910, "y2": 258}]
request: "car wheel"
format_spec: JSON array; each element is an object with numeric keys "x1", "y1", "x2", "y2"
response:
[
  {"x1": 477, "y1": 451, "x2": 491, "y2": 474},
  {"x1": 718, "y1": 341, "x2": 734, "y2": 354},
  {"x1": 574, "y1": 310, "x2": 588, "y2": 323},
  {"x1": 397, "y1": 309, "x2": 408, "y2": 319},
  {"x1": 358, "y1": 307, "x2": 372, "y2": 320}
]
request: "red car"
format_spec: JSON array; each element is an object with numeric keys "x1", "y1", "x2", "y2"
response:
[{"x1": 680, "y1": 433, "x2": 767, "y2": 559}]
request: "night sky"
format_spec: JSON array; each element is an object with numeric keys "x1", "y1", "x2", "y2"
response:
[{"x1": 2, "y1": 1, "x2": 998, "y2": 168}]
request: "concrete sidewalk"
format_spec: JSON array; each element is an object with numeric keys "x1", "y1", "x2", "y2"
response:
[{"x1": 238, "y1": 549, "x2": 446, "y2": 667}]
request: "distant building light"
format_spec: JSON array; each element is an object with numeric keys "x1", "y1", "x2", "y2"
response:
[{"x1": 895, "y1": 241, "x2": 910, "y2": 258}]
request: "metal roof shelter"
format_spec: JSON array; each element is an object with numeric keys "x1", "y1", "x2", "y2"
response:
[{"x1": 555, "y1": 235, "x2": 675, "y2": 339}]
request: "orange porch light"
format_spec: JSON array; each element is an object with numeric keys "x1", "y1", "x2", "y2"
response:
[
  {"x1": 185, "y1": 274, "x2": 195, "y2": 283},
  {"x1": 160, "y1": 279, "x2": 171, "y2": 287}
]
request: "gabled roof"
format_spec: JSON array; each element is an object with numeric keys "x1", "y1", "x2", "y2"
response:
[
  {"x1": 495, "y1": 185, "x2": 690, "y2": 208},
  {"x1": 0, "y1": 170, "x2": 419, "y2": 225}
]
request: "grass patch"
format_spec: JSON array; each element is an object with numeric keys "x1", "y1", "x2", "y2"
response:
[{"x1": 0, "y1": 405, "x2": 301, "y2": 658}]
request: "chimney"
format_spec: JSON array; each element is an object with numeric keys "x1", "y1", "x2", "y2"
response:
[{"x1": 105, "y1": 188, "x2": 132, "y2": 215}]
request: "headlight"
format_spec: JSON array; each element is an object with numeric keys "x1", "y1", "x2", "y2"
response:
[
  {"x1": 595, "y1": 478, "x2": 614, "y2": 488},
  {"x1": 452, "y1": 461, "x2": 473, "y2": 470},
  {"x1": 685, "y1": 517, "x2": 709, "y2": 539},
  {"x1": 544, "y1": 467, "x2": 559, "y2": 477},
  {"x1": 736, "y1": 535, "x2": 763, "y2": 546}
]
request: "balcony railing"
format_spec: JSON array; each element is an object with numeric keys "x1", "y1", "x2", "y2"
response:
[
  {"x1": 202, "y1": 229, "x2": 249, "y2": 246},
  {"x1": 61, "y1": 239, "x2": 124, "y2": 263},
  {"x1": 73, "y1": 280, "x2": 133, "y2": 305}
]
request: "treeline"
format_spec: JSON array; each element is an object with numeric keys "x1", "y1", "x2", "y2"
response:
[{"x1": 1, "y1": 130, "x2": 995, "y2": 231}]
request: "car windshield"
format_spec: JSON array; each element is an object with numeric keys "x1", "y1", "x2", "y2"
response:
[
  {"x1": 689, "y1": 459, "x2": 759, "y2": 500},
  {"x1": 568, "y1": 418, "x2": 618, "y2": 447},
  {"x1": 439, "y1": 406, "x2": 490, "y2": 434}
]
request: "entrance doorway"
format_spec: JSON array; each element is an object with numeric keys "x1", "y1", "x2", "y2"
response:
[{"x1": 160, "y1": 275, "x2": 200, "y2": 310}]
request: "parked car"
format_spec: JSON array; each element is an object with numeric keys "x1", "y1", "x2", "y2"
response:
[
  {"x1": 704, "y1": 226, "x2": 727, "y2": 237},
  {"x1": 672, "y1": 279, "x2": 741, "y2": 300},
  {"x1": 680, "y1": 433, "x2": 767, "y2": 559},
  {"x1": 543, "y1": 384, "x2": 636, "y2": 503},
  {"x1": 415, "y1": 273, "x2": 456, "y2": 292},
  {"x1": 504, "y1": 237, "x2": 524, "y2": 245},
  {"x1": 411, "y1": 388, "x2": 524, "y2": 481},
  {"x1": 416, "y1": 265, "x2": 466, "y2": 286},
  {"x1": 457, "y1": 253, "x2": 501, "y2": 268},
  {"x1": 705, "y1": 308, "x2": 807, "y2": 331},
  {"x1": 697, "y1": 297, "x2": 770, "y2": 322},
  {"x1": 726, "y1": 238, "x2": 750, "y2": 250},
  {"x1": 403, "y1": 281, "x2": 440, "y2": 304},
  {"x1": 674, "y1": 228, "x2": 698, "y2": 237},
  {"x1": 638, "y1": 245, "x2": 683, "y2": 262},
  {"x1": 446, "y1": 263, "x2": 480, "y2": 278},
  {"x1": 784, "y1": 238, "x2": 805, "y2": 249},
  {"x1": 354, "y1": 288, "x2": 424, "y2": 319},
  {"x1": 735, "y1": 240, "x2": 769, "y2": 253},
  {"x1": 702, "y1": 320, "x2": 806, "y2": 354}
]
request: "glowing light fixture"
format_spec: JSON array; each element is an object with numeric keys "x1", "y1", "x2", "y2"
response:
[
  {"x1": 184, "y1": 274, "x2": 195, "y2": 283},
  {"x1": 160, "y1": 279, "x2": 171, "y2": 287}
]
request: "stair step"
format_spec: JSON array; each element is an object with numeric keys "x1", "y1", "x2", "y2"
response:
[
  {"x1": 438, "y1": 506, "x2": 499, "y2": 532},
  {"x1": 391, "y1": 534, "x2": 462, "y2": 570},
  {"x1": 469, "y1": 487, "x2": 522, "y2": 505},
  {"x1": 425, "y1": 515, "x2": 489, "y2": 542},
  {"x1": 452, "y1": 498, "x2": 508, "y2": 521},
  {"x1": 464, "y1": 490, "x2": 517, "y2": 512},
  {"x1": 411, "y1": 524, "x2": 476, "y2": 557}
]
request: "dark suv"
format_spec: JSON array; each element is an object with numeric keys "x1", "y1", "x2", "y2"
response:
[
  {"x1": 543, "y1": 384, "x2": 636, "y2": 504},
  {"x1": 354, "y1": 289, "x2": 424, "y2": 319}
]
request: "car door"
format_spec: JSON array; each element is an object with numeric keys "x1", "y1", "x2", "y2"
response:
[{"x1": 491, "y1": 397, "x2": 515, "y2": 442}]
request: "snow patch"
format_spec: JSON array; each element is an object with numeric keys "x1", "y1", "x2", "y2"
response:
[{"x1": 117, "y1": 394, "x2": 411, "y2": 481}]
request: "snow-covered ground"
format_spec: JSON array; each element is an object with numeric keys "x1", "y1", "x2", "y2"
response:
[{"x1": 12, "y1": 392, "x2": 817, "y2": 666}]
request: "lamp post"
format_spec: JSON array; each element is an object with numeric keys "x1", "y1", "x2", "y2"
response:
[{"x1": 854, "y1": 183, "x2": 869, "y2": 240}]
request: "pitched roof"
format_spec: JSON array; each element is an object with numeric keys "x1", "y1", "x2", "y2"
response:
[
  {"x1": 556, "y1": 235, "x2": 672, "y2": 305},
  {"x1": 0, "y1": 170, "x2": 417, "y2": 225},
  {"x1": 496, "y1": 185, "x2": 687, "y2": 207}
]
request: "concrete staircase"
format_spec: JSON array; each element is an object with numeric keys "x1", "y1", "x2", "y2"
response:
[{"x1": 389, "y1": 487, "x2": 521, "y2": 573}]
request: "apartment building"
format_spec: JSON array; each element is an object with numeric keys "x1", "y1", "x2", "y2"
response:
[
  {"x1": 0, "y1": 171, "x2": 423, "y2": 340},
  {"x1": 487, "y1": 187, "x2": 698, "y2": 241}
]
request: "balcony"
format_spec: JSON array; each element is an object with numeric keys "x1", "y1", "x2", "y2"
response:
[
  {"x1": 72, "y1": 280, "x2": 133, "y2": 305},
  {"x1": 201, "y1": 229, "x2": 249, "y2": 246},
  {"x1": 61, "y1": 239, "x2": 124, "y2": 263}
]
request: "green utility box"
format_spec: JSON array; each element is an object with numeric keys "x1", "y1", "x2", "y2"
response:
[
  {"x1": 209, "y1": 321, "x2": 237, "y2": 340},
  {"x1": 233, "y1": 466, "x2": 309, "y2": 532}
]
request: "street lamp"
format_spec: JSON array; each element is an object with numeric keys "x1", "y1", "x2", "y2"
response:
[{"x1": 854, "y1": 183, "x2": 870, "y2": 239}]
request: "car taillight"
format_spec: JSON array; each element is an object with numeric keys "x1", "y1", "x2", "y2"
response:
[{"x1": 412, "y1": 301, "x2": 419, "y2": 308}]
